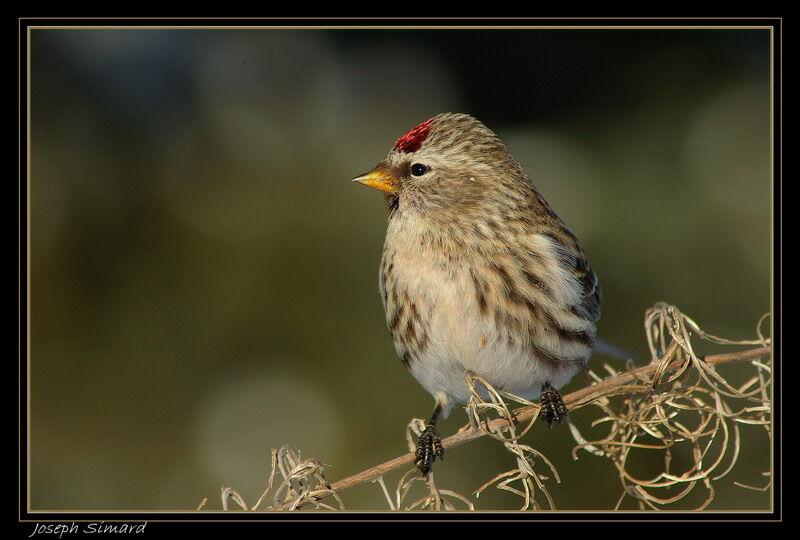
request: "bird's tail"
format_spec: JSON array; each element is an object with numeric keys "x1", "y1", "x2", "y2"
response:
[{"x1": 593, "y1": 338, "x2": 635, "y2": 361}]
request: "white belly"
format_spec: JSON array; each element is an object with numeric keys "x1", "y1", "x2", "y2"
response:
[{"x1": 385, "y1": 247, "x2": 580, "y2": 417}]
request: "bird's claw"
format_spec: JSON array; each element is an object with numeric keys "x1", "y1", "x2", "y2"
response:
[
  {"x1": 539, "y1": 382, "x2": 568, "y2": 426},
  {"x1": 415, "y1": 424, "x2": 445, "y2": 475}
]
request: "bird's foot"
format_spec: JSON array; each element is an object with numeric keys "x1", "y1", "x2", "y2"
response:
[
  {"x1": 415, "y1": 424, "x2": 445, "y2": 475},
  {"x1": 539, "y1": 382, "x2": 568, "y2": 426}
]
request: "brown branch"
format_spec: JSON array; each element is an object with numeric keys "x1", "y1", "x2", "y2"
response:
[{"x1": 326, "y1": 345, "x2": 771, "y2": 498}]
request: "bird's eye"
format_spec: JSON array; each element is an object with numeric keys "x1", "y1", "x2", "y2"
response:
[{"x1": 411, "y1": 163, "x2": 428, "y2": 176}]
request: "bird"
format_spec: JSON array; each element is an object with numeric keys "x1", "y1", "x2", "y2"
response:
[{"x1": 352, "y1": 113, "x2": 602, "y2": 475}]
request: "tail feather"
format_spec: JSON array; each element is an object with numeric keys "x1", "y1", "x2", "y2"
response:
[{"x1": 593, "y1": 338, "x2": 635, "y2": 361}]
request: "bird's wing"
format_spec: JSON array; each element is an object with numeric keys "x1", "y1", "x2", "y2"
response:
[{"x1": 573, "y1": 253, "x2": 602, "y2": 324}]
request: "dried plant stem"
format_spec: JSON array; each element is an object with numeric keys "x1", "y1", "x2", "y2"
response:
[{"x1": 327, "y1": 345, "x2": 770, "y2": 499}]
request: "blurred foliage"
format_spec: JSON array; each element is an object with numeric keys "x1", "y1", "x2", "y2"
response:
[{"x1": 28, "y1": 27, "x2": 771, "y2": 511}]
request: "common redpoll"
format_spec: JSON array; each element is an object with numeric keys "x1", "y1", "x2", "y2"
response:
[{"x1": 353, "y1": 113, "x2": 602, "y2": 475}]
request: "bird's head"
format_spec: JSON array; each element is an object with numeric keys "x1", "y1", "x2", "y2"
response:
[{"x1": 353, "y1": 113, "x2": 528, "y2": 220}]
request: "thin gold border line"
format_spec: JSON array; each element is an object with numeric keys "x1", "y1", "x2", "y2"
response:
[
  {"x1": 23, "y1": 22, "x2": 777, "y2": 516},
  {"x1": 26, "y1": 25, "x2": 776, "y2": 30},
  {"x1": 26, "y1": 23, "x2": 32, "y2": 515}
]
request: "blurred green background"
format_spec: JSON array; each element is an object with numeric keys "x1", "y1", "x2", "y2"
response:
[{"x1": 28, "y1": 27, "x2": 772, "y2": 512}]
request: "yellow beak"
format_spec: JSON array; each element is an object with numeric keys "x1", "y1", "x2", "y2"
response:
[{"x1": 352, "y1": 167, "x2": 399, "y2": 194}]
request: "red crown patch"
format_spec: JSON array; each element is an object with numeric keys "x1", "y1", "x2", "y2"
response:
[{"x1": 393, "y1": 117, "x2": 434, "y2": 153}]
